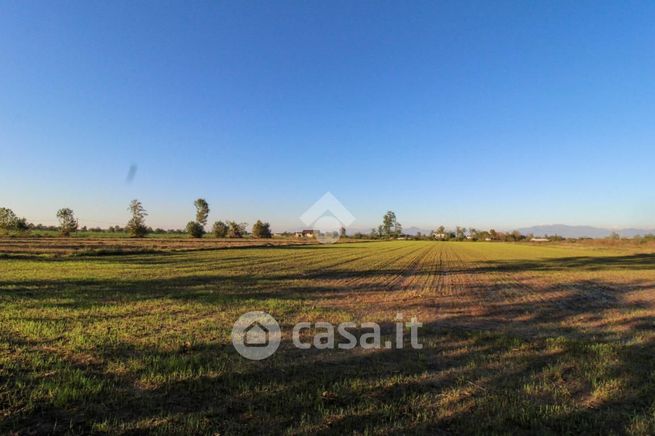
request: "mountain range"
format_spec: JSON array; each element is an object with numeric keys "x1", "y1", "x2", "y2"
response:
[
  {"x1": 345, "y1": 225, "x2": 655, "y2": 238},
  {"x1": 517, "y1": 225, "x2": 655, "y2": 238}
]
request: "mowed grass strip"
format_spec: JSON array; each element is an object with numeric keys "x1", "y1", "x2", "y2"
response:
[{"x1": 2, "y1": 241, "x2": 655, "y2": 434}]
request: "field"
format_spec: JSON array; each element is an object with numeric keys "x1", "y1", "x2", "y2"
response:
[
  {"x1": 2, "y1": 240, "x2": 655, "y2": 434},
  {"x1": 0, "y1": 236, "x2": 314, "y2": 256}
]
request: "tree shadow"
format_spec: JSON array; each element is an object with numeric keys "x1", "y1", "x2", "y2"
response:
[
  {"x1": 475, "y1": 252, "x2": 655, "y2": 273},
  {"x1": 3, "y1": 320, "x2": 655, "y2": 434}
]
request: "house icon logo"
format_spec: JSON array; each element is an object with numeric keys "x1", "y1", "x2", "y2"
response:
[
  {"x1": 243, "y1": 321, "x2": 270, "y2": 347},
  {"x1": 232, "y1": 311, "x2": 281, "y2": 360},
  {"x1": 299, "y1": 192, "x2": 356, "y2": 244}
]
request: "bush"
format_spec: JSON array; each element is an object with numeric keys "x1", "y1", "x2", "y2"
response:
[{"x1": 186, "y1": 221, "x2": 205, "y2": 238}]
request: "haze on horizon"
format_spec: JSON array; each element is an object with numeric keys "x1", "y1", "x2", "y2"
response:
[{"x1": 2, "y1": 2, "x2": 654, "y2": 232}]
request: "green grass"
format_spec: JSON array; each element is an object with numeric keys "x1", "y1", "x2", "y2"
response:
[{"x1": 2, "y1": 241, "x2": 655, "y2": 434}]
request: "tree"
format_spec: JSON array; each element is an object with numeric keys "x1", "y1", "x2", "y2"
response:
[
  {"x1": 227, "y1": 221, "x2": 246, "y2": 238},
  {"x1": 186, "y1": 221, "x2": 205, "y2": 238},
  {"x1": 187, "y1": 198, "x2": 209, "y2": 238},
  {"x1": 212, "y1": 221, "x2": 228, "y2": 238},
  {"x1": 381, "y1": 211, "x2": 401, "y2": 238},
  {"x1": 0, "y1": 208, "x2": 17, "y2": 231},
  {"x1": 511, "y1": 230, "x2": 524, "y2": 241},
  {"x1": 194, "y1": 198, "x2": 210, "y2": 227},
  {"x1": 468, "y1": 228, "x2": 479, "y2": 241},
  {"x1": 252, "y1": 220, "x2": 272, "y2": 238},
  {"x1": 339, "y1": 226, "x2": 347, "y2": 238},
  {"x1": 14, "y1": 217, "x2": 28, "y2": 232},
  {"x1": 126, "y1": 199, "x2": 148, "y2": 238},
  {"x1": 56, "y1": 208, "x2": 78, "y2": 236}
]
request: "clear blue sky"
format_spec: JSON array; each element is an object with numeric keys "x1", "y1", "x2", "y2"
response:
[{"x1": 1, "y1": 1, "x2": 654, "y2": 231}]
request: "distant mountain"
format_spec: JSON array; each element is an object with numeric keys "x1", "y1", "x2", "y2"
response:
[{"x1": 517, "y1": 224, "x2": 655, "y2": 238}]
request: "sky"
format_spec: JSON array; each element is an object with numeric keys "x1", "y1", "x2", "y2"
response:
[{"x1": 1, "y1": 1, "x2": 654, "y2": 232}]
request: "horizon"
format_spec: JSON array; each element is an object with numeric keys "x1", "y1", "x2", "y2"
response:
[{"x1": 2, "y1": 2, "x2": 655, "y2": 230}]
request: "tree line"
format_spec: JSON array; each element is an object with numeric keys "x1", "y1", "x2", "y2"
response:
[
  {"x1": 0, "y1": 198, "x2": 272, "y2": 239},
  {"x1": 5, "y1": 204, "x2": 651, "y2": 243}
]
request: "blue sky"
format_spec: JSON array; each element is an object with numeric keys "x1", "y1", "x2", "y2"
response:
[{"x1": 1, "y1": 1, "x2": 654, "y2": 231}]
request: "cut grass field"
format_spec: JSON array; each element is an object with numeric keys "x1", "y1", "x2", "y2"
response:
[
  {"x1": 0, "y1": 236, "x2": 314, "y2": 256},
  {"x1": 2, "y1": 240, "x2": 655, "y2": 434}
]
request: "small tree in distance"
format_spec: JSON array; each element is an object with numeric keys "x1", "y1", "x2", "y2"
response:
[
  {"x1": 213, "y1": 221, "x2": 228, "y2": 238},
  {"x1": 0, "y1": 208, "x2": 28, "y2": 234},
  {"x1": 0, "y1": 208, "x2": 17, "y2": 233},
  {"x1": 186, "y1": 221, "x2": 205, "y2": 238},
  {"x1": 252, "y1": 220, "x2": 272, "y2": 238},
  {"x1": 56, "y1": 208, "x2": 78, "y2": 236},
  {"x1": 126, "y1": 199, "x2": 148, "y2": 238},
  {"x1": 227, "y1": 221, "x2": 246, "y2": 238}
]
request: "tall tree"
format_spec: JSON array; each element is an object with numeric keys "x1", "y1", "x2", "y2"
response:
[
  {"x1": 194, "y1": 198, "x2": 210, "y2": 227},
  {"x1": 126, "y1": 199, "x2": 148, "y2": 238},
  {"x1": 56, "y1": 208, "x2": 78, "y2": 236},
  {"x1": 381, "y1": 211, "x2": 402, "y2": 238}
]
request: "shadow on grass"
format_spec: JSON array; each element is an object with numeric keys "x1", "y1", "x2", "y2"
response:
[
  {"x1": 2, "y1": 249, "x2": 655, "y2": 433},
  {"x1": 474, "y1": 252, "x2": 655, "y2": 272},
  {"x1": 2, "y1": 322, "x2": 655, "y2": 434}
]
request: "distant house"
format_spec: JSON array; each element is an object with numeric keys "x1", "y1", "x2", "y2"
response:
[
  {"x1": 295, "y1": 230, "x2": 315, "y2": 238},
  {"x1": 530, "y1": 237, "x2": 550, "y2": 242},
  {"x1": 433, "y1": 233, "x2": 447, "y2": 240}
]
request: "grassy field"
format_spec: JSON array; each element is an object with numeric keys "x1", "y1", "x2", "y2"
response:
[
  {"x1": 0, "y1": 236, "x2": 314, "y2": 256},
  {"x1": 2, "y1": 240, "x2": 655, "y2": 434}
]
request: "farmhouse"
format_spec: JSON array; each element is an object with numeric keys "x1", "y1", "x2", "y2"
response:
[{"x1": 295, "y1": 230, "x2": 315, "y2": 238}]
